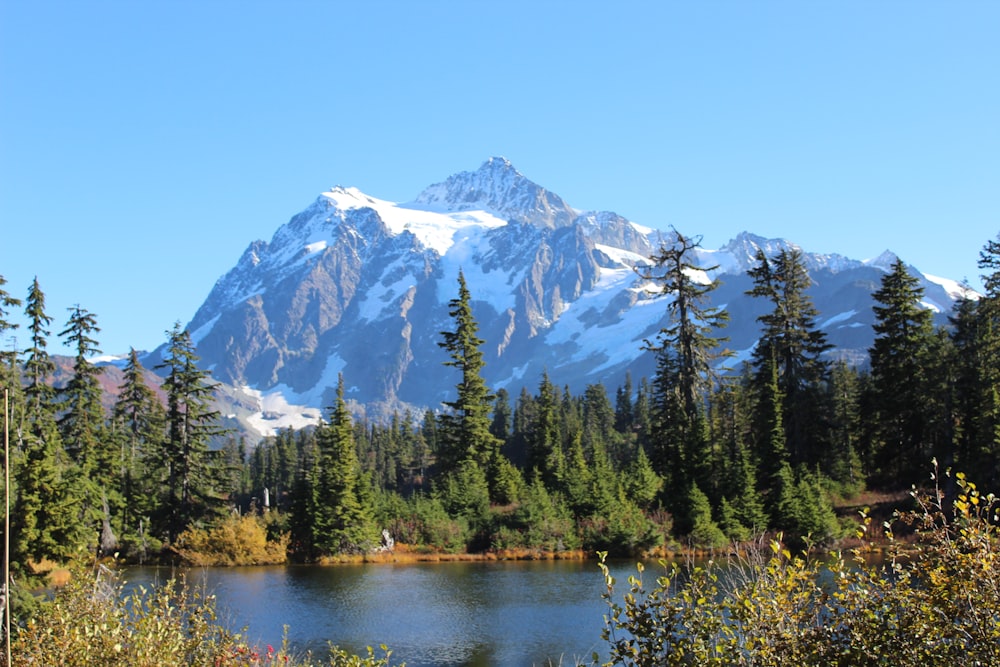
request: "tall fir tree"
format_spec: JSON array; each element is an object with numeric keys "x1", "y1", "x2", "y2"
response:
[
  {"x1": 968, "y1": 237, "x2": 1000, "y2": 485},
  {"x1": 23, "y1": 277, "x2": 56, "y2": 428},
  {"x1": 527, "y1": 371, "x2": 565, "y2": 490},
  {"x1": 110, "y1": 348, "x2": 166, "y2": 556},
  {"x1": 57, "y1": 306, "x2": 106, "y2": 469},
  {"x1": 311, "y1": 374, "x2": 374, "y2": 554},
  {"x1": 827, "y1": 361, "x2": 862, "y2": 492},
  {"x1": 636, "y1": 230, "x2": 730, "y2": 503},
  {"x1": 437, "y1": 271, "x2": 505, "y2": 499},
  {"x1": 490, "y1": 387, "x2": 512, "y2": 442},
  {"x1": 155, "y1": 322, "x2": 226, "y2": 542},
  {"x1": 0, "y1": 274, "x2": 22, "y2": 391},
  {"x1": 57, "y1": 305, "x2": 116, "y2": 553},
  {"x1": 864, "y1": 258, "x2": 935, "y2": 484},
  {"x1": 11, "y1": 279, "x2": 91, "y2": 569},
  {"x1": 746, "y1": 248, "x2": 832, "y2": 468}
]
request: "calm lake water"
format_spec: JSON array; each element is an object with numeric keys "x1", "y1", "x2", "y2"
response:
[{"x1": 126, "y1": 559, "x2": 638, "y2": 667}]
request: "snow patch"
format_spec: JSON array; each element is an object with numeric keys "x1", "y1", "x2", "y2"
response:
[
  {"x1": 305, "y1": 240, "x2": 328, "y2": 255},
  {"x1": 321, "y1": 187, "x2": 508, "y2": 256},
  {"x1": 925, "y1": 273, "x2": 978, "y2": 300},
  {"x1": 241, "y1": 385, "x2": 323, "y2": 437},
  {"x1": 358, "y1": 260, "x2": 417, "y2": 322},
  {"x1": 190, "y1": 314, "x2": 221, "y2": 346},
  {"x1": 820, "y1": 310, "x2": 858, "y2": 329}
]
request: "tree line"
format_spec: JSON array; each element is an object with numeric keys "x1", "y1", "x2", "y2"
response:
[{"x1": 3, "y1": 233, "x2": 1000, "y2": 569}]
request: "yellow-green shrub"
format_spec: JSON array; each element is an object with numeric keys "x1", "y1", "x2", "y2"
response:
[
  {"x1": 174, "y1": 512, "x2": 290, "y2": 566},
  {"x1": 596, "y1": 464, "x2": 1000, "y2": 666},
  {"x1": 10, "y1": 566, "x2": 401, "y2": 667}
]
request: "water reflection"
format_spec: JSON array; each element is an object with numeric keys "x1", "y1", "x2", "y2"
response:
[{"x1": 126, "y1": 560, "x2": 620, "y2": 667}]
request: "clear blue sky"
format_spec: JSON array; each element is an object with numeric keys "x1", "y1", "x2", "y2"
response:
[{"x1": 1, "y1": 1, "x2": 997, "y2": 356}]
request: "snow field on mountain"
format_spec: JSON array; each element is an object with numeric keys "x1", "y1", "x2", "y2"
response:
[
  {"x1": 321, "y1": 187, "x2": 507, "y2": 257},
  {"x1": 543, "y1": 264, "x2": 669, "y2": 374}
]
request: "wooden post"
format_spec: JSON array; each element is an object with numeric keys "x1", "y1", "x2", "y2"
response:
[{"x1": 4, "y1": 386, "x2": 11, "y2": 667}]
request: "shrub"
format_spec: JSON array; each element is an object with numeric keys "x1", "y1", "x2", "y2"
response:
[
  {"x1": 384, "y1": 494, "x2": 472, "y2": 552},
  {"x1": 595, "y1": 464, "x2": 1000, "y2": 666},
  {"x1": 9, "y1": 566, "x2": 401, "y2": 667},
  {"x1": 493, "y1": 479, "x2": 581, "y2": 551},
  {"x1": 173, "y1": 512, "x2": 290, "y2": 566}
]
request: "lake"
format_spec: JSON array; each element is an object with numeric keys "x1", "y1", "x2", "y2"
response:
[{"x1": 126, "y1": 559, "x2": 637, "y2": 667}]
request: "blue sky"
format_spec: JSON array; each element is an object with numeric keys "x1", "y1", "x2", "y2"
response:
[{"x1": 1, "y1": 1, "x2": 997, "y2": 356}]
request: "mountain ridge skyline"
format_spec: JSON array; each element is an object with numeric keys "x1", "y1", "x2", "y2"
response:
[{"x1": 103, "y1": 157, "x2": 972, "y2": 438}]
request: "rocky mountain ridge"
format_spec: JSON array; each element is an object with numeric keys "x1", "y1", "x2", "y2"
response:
[{"x1": 146, "y1": 158, "x2": 970, "y2": 439}]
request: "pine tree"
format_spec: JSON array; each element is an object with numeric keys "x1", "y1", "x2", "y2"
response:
[
  {"x1": 312, "y1": 374, "x2": 374, "y2": 554},
  {"x1": 637, "y1": 230, "x2": 730, "y2": 501},
  {"x1": 490, "y1": 387, "x2": 512, "y2": 442},
  {"x1": 11, "y1": 279, "x2": 90, "y2": 568},
  {"x1": 864, "y1": 258, "x2": 935, "y2": 483},
  {"x1": 638, "y1": 230, "x2": 731, "y2": 422},
  {"x1": 0, "y1": 273, "x2": 22, "y2": 390},
  {"x1": 288, "y1": 428, "x2": 319, "y2": 556},
  {"x1": 622, "y1": 445, "x2": 662, "y2": 511},
  {"x1": 11, "y1": 425, "x2": 91, "y2": 567},
  {"x1": 23, "y1": 277, "x2": 56, "y2": 427},
  {"x1": 827, "y1": 361, "x2": 863, "y2": 492},
  {"x1": 57, "y1": 305, "x2": 118, "y2": 553},
  {"x1": 155, "y1": 322, "x2": 226, "y2": 542},
  {"x1": 965, "y1": 238, "x2": 1000, "y2": 485},
  {"x1": 527, "y1": 371, "x2": 565, "y2": 490},
  {"x1": 437, "y1": 271, "x2": 504, "y2": 488},
  {"x1": 57, "y1": 306, "x2": 105, "y2": 468},
  {"x1": 110, "y1": 348, "x2": 166, "y2": 557},
  {"x1": 614, "y1": 371, "x2": 634, "y2": 435},
  {"x1": 746, "y1": 248, "x2": 832, "y2": 468}
]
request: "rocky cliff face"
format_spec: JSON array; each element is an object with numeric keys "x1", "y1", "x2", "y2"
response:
[{"x1": 151, "y1": 158, "x2": 969, "y2": 437}]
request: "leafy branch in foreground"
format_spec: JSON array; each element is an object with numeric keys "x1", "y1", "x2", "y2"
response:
[
  {"x1": 9, "y1": 565, "x2": 402, "y2": 667},
  {"x1": 596, "y1": 462, "x2": 1000, "y2": 667}
]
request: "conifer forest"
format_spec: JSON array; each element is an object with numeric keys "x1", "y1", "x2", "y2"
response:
[{"x1": 3, "y1": 232, "x2": 1000, "y2": 574}]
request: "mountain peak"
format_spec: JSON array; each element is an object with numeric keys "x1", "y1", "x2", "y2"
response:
[
  {"x1": 409, "y1": 158, "x2": 577, "y2": 228},
  {"x1": 866, "y1": 250, "x2": 899, "y2": 270}
]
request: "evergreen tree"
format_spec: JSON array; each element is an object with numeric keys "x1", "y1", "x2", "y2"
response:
[
  {"x1": 686, "y1": 482, "x2": 727, "y2": 549},
  {"x1": 10, "y1": 278, "x2": 91, "y2": 567},
  {"x1": 508, "y1": 386, "x2": 536, "y2": 469},
  {"x1": 638, "y1": 230, "x2": 731, "y2": 422},
  {"x1": 622, "y1": 445, "x2": 662, "y2": 511},
  {"x1": 288, "y1": 428, "x2": 319, "y2": 557},
  {"x1": 10, "y1": 425, "x2": 91, "y2": 567},
  {"x1": 490, "y1": 387, "x2": 512, "y2": 442},
  {"x1": 155, "y1": 322, "x2": 226, "y2": 542},
  {"x1": 23, "y1": 277, "x2": 56, "y2": 426},
  {"x1": 527, "y1": 371, "x2": 565, "y2": 489},
  {"x1": 57, "y1": 306, "x2": 106, "y2": 468},
  {"x1": 563, "y1": 430, "x2": 595, "y2": 515},
  {"x1": 582, "y1": 383, "x2": 618, "y2": 463},
  {"x1": 864, "y1": 258, "x2": 935, "y2": 483},
  {"x1": 614, "y1": 371, "x2": 634, "y2": 434},
  {"x1": 0, "y1": 273, "x2": 22, "y2": 390},
  {"x1": 312, "y1": 374, "x2": 374, "y2": 554},
  {"x1": 637, "y1": 230, "x2": 730, "y2": 501},
  {"x1": 827, "y1": 361, "x2": 863, "y2": 492},
  {"x1": 110, "y1": 348, "x2": 166, "y2": 557},
  {"x1": 436, "y1": 271, "x2": 504, "y2": 489},
  {"x1": 963, "y1": 238, "x2": 1000, "y2": 485},
  {"x1": 746, "y1": 248, "x2": 832, "y2": 468}
]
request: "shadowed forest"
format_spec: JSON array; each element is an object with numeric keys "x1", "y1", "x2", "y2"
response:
[{"x1": 5, "y1": 233, "x2": 999, "y2": 573}]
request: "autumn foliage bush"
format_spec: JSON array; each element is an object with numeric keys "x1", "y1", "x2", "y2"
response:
[
  {"x1": 173, "y1": 512, "x2": 290, "y2": 566},
  {"x1": 596, "y1": 463, "x2": 1000, "y2": 666},
  {"x1": 8, "y1": 566, "x2": 399, "y2": 667}
]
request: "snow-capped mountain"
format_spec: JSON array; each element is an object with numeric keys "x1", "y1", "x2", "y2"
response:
[{"x1": 160, "y1": 158, "x2": 970, "y2": 438}]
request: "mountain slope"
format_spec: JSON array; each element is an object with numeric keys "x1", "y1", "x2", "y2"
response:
[{"x1": 155, "y1": 158, "x2": 971, "y2": 438}]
